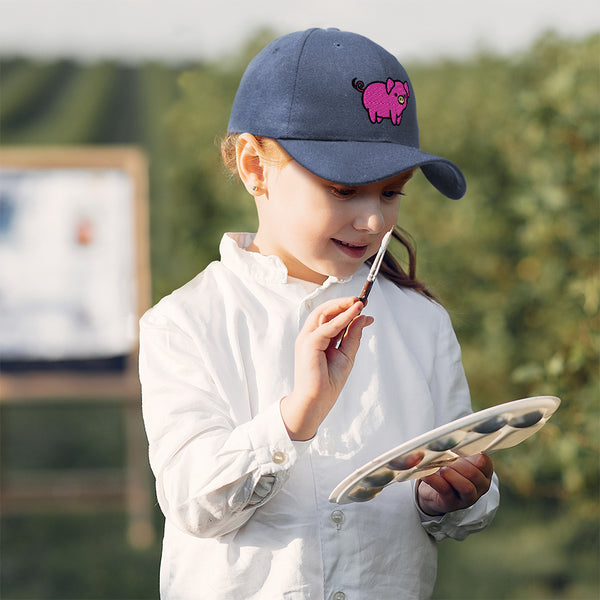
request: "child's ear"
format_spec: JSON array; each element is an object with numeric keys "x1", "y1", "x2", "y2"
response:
[{"x1": 236, "y1": 134, "x2": 266, "y2": 196}]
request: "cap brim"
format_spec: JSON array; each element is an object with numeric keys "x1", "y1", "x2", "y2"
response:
[{"x1": 276, "y1": 139, "x2": 466, "y2": 199}]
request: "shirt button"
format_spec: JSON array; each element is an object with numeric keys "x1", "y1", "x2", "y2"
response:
[
  {"x1": 272, "y1": 451, "x2": 286, "y2": 464},
  {"x1": 330, "y1": 510, "x2": 345, "y2": 528},
  {"x1": 333, "y1": 592, "x2": 346, "y2": 600}
]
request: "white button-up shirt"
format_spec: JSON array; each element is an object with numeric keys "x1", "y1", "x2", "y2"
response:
[{"x1": 140, "y1": 233, "x2": 499, "y2": 600}]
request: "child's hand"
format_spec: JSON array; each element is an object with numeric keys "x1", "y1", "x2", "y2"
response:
[
  {"x1": 280, "y1": 296, "x2": 373, "y2": 441},
  {"x1": 416, "y1": 453, "x2": 494, "y2": 516}
]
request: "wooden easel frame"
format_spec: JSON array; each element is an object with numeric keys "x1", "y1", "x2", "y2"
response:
[{"x1": 0, "y1": 146, "x2": 154, "y2": 548}]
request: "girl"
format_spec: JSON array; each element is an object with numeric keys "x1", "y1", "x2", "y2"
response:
[{"x1": 140, "y1": 28, "x2": 499, "y2": 599}]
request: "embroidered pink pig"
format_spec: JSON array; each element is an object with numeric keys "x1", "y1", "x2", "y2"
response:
[{"x1": 352, "y1": 78, "x2": 410, "y2": 125}]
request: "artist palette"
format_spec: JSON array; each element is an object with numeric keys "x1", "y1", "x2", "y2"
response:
[{"x1": 329, "y1": 395, "x2": 560, "y2": 505}]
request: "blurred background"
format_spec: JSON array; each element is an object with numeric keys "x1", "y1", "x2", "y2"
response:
[{"x1": 0, "y1": 1, "x2": 598, "y2": 598}]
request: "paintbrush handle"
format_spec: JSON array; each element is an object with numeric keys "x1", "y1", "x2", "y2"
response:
[{"x1": 358, "y1": 280, "x2": 373, "y2": 304}]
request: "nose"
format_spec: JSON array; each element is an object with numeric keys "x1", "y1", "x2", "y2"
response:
[{"x1": 353, "y1": 196, "x2": 385, "y2": 233}]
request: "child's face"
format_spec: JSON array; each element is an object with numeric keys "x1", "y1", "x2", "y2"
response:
[{"x1": 253, "y1": 160, "x2": 411, "y2": 284}]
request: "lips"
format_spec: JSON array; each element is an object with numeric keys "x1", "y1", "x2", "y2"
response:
[{"x1": 332, "y1": 238, "x2": 369, "y2": 259}]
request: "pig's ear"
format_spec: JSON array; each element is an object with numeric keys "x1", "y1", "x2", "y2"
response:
[
  {"x1": 386, "y1": 78, "x2": 395, "y2": 94},
  {"x1": 404, "y1": 82, "x2": 410, "y2": 97}
]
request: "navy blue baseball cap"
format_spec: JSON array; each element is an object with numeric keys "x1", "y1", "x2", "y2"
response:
[{"x1": 228, "y1": 27, "x2": 466, "y2": 199}]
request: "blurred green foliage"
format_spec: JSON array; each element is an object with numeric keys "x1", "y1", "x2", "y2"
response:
[
  {"x1": 160, "y1": 30, "x2": 600, "y2": 514},
  {"x1": 1, "y1": 30, "x2": 598, "y2": 599},
  {"x1": 403, "y1": 34, "x2": 599, "y2": 509}
]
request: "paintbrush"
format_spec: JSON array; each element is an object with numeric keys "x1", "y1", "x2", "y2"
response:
[
  {"x1": 357, "y1": 228, "x2": 393, "y2": 304},
  {"x1": 336, "y1": 228, "x2": 393, "y2": 348}
]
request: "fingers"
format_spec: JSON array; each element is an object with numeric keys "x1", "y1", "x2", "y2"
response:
[
  {"x1": 303, "y1": 297, "x2": 365, "y2": 350},
  {"x1": 336, "y1": 314, "x2": 374, "y2": 358},
  {"x1": 439, "y1": 455, "x2": 492, "y2": 495},
  {"x1": 418, "y1": 454, "x2": 494, "y2": 514},
  {"x1": 462, "y1": 453, "x2": 494, "y2": 480},
  {"x1": 305, "y1": 297, "x2": 362, "y2": 330}
]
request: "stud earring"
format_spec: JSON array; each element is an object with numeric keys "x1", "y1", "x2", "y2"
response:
[{"x1": 251, "y1": 186, "x2": 258, "y2": 191}]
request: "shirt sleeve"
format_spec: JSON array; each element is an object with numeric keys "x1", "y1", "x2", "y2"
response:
[
  {"x1": 413, "y1": 306, "x2": 500, "y2": 541},
  {"x1": 413, "y1": 474, "x2": 500, "y2": 541},
  {"x1": 139, "y1": 312, "x2": 308, "y2": 539}
]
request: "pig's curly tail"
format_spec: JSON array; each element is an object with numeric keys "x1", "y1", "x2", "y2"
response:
[{"x1": 352, "y1": 78, "x2": 365, "y2": 92}]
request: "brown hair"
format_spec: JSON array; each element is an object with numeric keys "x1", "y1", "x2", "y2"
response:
[
  {"x1": 376, "y1": 228, "x2": 436, "y2": 300},
  {"x1": 220, "y1": 133, "x2": 436, "y2": 301},
  {"x1": 221, "y1": 133, "x2": 291, "y2": 176}
]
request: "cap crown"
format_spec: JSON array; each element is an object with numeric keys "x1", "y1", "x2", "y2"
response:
[{"x1": 228, "y1": 28, "x2": 420, "y2": 149}]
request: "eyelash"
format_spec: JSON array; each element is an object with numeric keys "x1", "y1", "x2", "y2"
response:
[{"x1": 382, "y1": 190, "x2": 406, "y2": 199}]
